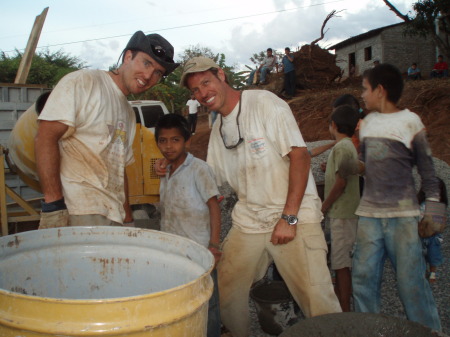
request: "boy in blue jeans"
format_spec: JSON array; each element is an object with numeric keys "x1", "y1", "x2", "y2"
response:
[
  {"x1": 321, "y1": 105, "x2": 360, "y2": 312},
  {"x1": 155, "y1": 114, "x2": 222, "y2": 337},
  {"x1": 352, "y1": 63, "x2": 443, "y2": 331}
]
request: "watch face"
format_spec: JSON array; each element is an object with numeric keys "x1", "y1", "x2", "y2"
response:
[
  {"x1": 287, "y1": 215, "x2": 298, "y2": 225},
  {"x1": 281, "y1": 214, "x2": 298, "y2": 225}
]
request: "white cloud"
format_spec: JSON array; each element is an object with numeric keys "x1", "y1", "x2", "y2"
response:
[{"x1": 0, "y1": 0, "x2": 416, "y2": 71}]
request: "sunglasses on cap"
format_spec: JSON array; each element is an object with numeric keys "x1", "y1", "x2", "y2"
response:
[{"x1": 151, "y1": 44, "x2": 175, "y2": 64}]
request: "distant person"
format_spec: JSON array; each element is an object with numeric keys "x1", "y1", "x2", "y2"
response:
[
  {"x1": 372, "y1": 59, "x2": 380, "y2": 67},
  {"x1": 349, "y1": 64, "x2": 356, "y2": 77},
  {"x1": 35, "y1": 31, "x2": 179, "y2": 229},
  {"x1": 321, "y1": 105, "x2": 360, "y2": 312},
  {"x1": 185, "y1": 94, "x2": 201, "y2": 135},
  {"x1": 407, "y1": 63, "x2": 422, "y2": 80},
  {"x1": 352, "y1": 63, "x2": 442, "y2": 331},
  {"x1": 418, "y1": 177, "x2": 447, "y2": 284},
  {"x1": 247, "y1": 48, "x2": 278, "y2": 85},
  {"x1": 155, "y1": 114, "x2": 222, "y2": 337},
  {"x1": 282, "y1": 47, "x2": 296, "y2": 99},
  {"x1": 430, "y1": 55, "x2": 449, "y2": 78}
]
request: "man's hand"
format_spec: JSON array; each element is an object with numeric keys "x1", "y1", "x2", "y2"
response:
[
  {"x1": 154, "y1": 158, "x2": 168, "y2": 177},
  {"x1": 38, "y1": 198, "x2": 69, "y2": 229},
  {"x1": 270, "y1": 219, "x2": 296, "y2": 245},
  {"x1": 209, "y1": 246, "x2": 222, "y2": 267},
  {"x1": 419, "y1": 200, "x2": 447, "y2": 237}
]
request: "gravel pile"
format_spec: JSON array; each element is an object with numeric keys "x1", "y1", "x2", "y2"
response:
[{"x1": 218, "y1": 140, "x2": 450, "y2": 336}]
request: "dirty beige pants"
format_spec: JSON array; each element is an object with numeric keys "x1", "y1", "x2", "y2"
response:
[{"x1": 217, "y1": 223, "x2": 341, "y2": 337}]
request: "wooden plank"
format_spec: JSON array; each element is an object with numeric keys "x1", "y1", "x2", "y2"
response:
[
  {"x1": 5, "y1": 186, "x2": 39, "y2": 216},
  {"x1": 14, "y1": 7, "x2": 49, "y2": 84}
]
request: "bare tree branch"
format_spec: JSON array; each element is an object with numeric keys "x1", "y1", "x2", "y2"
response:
[
  {"x1": 311, "y1": 10, "x2": 343, "y2": 45},
  {"x1": 382, "y1": 0, "x2": 410, "y2": 22}
]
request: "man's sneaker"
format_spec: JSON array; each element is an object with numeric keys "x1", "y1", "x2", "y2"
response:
[
  {"x1": 429, "y1": 271, "x2": 436, "y2": 283},
  {"x1": 192, "y1": 132, "x2": 196, "y2": 135}
]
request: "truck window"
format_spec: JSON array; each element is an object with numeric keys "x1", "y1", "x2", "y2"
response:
[
  {"x1": 132, "y1": 107, "x2": 141, "y2": 124},
  {"x1": 141, "y1": 105, "x2": 165, "y2": 128}
]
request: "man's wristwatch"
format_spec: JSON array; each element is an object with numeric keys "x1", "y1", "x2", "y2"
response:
[{"x1": 281, "y1": 214, "x2": 298, "y2": 226}]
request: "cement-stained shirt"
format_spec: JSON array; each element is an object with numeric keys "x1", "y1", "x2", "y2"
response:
[{"x1": 356, "y1": 109, "x2": 439, "y2": 218}]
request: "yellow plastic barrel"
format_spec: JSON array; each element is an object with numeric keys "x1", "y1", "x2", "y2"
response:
[{"x1": 0, "y1": 227, "x2": 214, "y2": 336}]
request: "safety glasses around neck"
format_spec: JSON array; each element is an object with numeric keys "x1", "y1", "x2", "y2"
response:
[{"x1": 219, "y1": 92, "x2": 244, "y2": 149}]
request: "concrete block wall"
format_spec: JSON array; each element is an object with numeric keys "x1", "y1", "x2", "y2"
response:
[
  {"x1": 335, "y1": 25, "x2": 438, "y2": 78},
  {"x1": 380, "y1": 25, "x2": 436, "y2": 77},
  {"x1": 335, "y1": 35, "x2": 382, "y2": 77}
]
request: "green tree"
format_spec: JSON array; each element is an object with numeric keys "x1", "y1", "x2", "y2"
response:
[
  {"x1": 249, "y1": 51, "x2": 267, "y2": 66},
  {"x1": 383, "y1": 0, "x2": 450, "y2": 59},
  {"x1": 0, "y1": 49, "x2": 85, "y2": 86}
]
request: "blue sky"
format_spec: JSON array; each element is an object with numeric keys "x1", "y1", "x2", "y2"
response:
[{"x1": 0, "y1": 0, "x2": 415, "y2": 70}]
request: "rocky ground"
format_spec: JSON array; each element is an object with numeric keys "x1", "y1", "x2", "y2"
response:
[{"x1": 215, "y1": 143, "x2": 449, "y2": 337}]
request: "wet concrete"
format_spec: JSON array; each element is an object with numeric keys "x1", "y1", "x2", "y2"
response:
[{"x1": 279, "y1": 313, "x2": 446, "y2": 337}]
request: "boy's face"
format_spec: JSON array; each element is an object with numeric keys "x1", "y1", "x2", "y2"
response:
[
  {"x1": 157, "y1": 128, "x2": 188, "y2": 165},
  {"x1": 361, "y1": 78, "x2": 380, "y2": 111}
]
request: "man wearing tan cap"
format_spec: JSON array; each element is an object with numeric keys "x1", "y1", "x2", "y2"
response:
[
  {"x1": 35, "y1": 31, "x2": 179, "y2": 229},
  {"x1": 179, "y1": 57, "x2": 342, "y2": 337}
]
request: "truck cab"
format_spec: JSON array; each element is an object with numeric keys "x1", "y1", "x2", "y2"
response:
[
  {"x1": 126, "y1": 100, "x2": 169, "y2": 206},
  {"x1": 129, "y1": 100, "x2": 170, "y2": 133}
]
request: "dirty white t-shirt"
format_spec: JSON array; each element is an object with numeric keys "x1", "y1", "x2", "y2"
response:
[
  {"x1": 207, "y1": 90, "x2": 322, "y2": 233},
  {"x1": 38, "y1": 69, "x2": 135, "y2": 223}
]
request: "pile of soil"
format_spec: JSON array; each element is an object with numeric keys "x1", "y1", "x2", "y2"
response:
[
  {"x1": 249, "y1": 44, "x2": 342, "y2": 95},
  {"x1": 189, "y1": 78, "x2": 450, "y2": 165}
]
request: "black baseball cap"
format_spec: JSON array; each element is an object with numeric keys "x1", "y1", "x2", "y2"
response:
[{"x1": 125, "y1": 31, "x2": 180, "y2": 76}]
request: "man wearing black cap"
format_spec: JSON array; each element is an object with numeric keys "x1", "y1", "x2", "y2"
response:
[{"x1": 35, "y1": 31, "x2": 179, "y2": 229}]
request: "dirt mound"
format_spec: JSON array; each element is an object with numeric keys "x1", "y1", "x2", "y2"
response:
[
  {"x1": 294, "y1": 44, "x2": 342, "y2": 89},
  {"x1": 249, "y1": 44, "x2": 342, "y2": 95},
  {"x1": 189, "y1": 78, "x2": 450, "y2": 165}
]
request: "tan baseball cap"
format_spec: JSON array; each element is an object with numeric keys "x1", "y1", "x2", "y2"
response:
[{"x1": 180, "y1": 57, "x2": 220, "y2": 88}]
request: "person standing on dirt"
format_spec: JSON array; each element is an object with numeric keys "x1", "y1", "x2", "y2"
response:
[
  {"x1": 35, "y1": 31, "x2": 179, "y2": 229},
  {"x1": 321, "y1": 105, "x2": 361, "y2": 312},
  {"x1": 281, "y1": 47, "x2": 296, "y2": 99},
  {"x1": 352, "y1": 63, "x2": 442, "y2": 331},
  {"x1": 155, "y1": 114, "x2": 222, "y2": 337},
  {"x1": 177, "y1": 56, "x2": 341, "y2": 337},
  {"x1": 185, "y1": 94, "x2": 201, "y2": 135}
]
